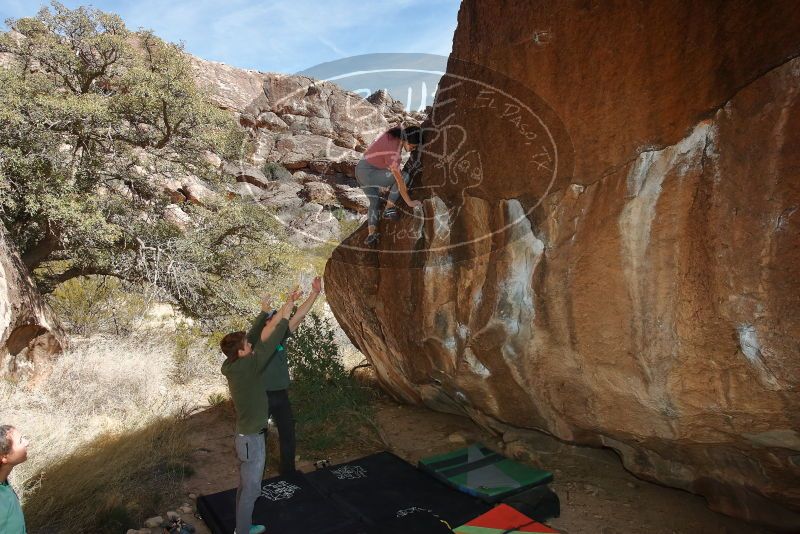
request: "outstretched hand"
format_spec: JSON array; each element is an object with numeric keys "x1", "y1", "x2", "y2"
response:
[
  {"x1": 289, "y1": 286, "x2": 302, "y2": 302},
  {"x1": 260, "y1": 293, "x2": 273, "y2": 312},
  {"x1": 311, "y1": 276, "x2": 322, "y2": 294}
]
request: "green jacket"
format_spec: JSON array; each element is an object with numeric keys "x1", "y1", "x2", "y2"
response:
[
  {"x1": 249, "y1": 311, "x2": 293, "y2": 391},
  {"x1": 0, "y1": 480, "x2": 25, "y2": 534},
  {"x1": 264, "y1": 327, "x2": 292, "y2": 391},
  {"x1": 221, "y1": 315, "x2": 289, "y2": 434}
]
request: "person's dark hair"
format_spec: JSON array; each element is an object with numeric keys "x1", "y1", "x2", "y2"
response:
[
  {"x1": 220, "y1": 331, "x2": 247, "y2": 360},
  {"x1": 387, "y1": 125, "x2": 422, "y2": 146},
  {"x1": 0, "y1": 425, "x2": 15, "y2": 456}
]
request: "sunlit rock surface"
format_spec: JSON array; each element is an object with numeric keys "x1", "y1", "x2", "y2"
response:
[{"x1": 326, "y1": 1, "x2": 800, "y2": 529}]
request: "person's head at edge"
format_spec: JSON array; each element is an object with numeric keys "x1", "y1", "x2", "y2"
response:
[
  {"x1": 220, "y1": 331, "x2": 250, "y2": 363},
  {"x1": 387, "y1": 125, "x2": 422, "y2": 152},
  {"x1": 219, "y1": 301, "x2": 279, "y2": 363},
  {"x1": 0, "y1": 425, "x2": 29, "y2": 480}
]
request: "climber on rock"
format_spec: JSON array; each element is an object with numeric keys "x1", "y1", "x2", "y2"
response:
[{"x1": 355, "y1": 125, "x2": 423, "y2": 247}]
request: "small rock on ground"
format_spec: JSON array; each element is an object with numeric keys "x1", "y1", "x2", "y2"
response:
[
  {"x1": 447, "y1": 432, "x2": 466, "y2": 444},
  {"x1": 144, "y1": 516, "x2": 163, "y2": 528}
]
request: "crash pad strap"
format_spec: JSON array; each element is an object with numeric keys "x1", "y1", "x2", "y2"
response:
[
  {"x1": 455, "y1": 526, "x2": 540, "y2": 534},
  {"x1": 438, "y1": 453, "x2": 505, "y2": 478},
  {"x1": 424, "y1": 447, "x2": 497, "y2": 472}
]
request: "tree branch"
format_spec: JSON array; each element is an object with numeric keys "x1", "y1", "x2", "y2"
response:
[
  {"x1": 155, "y1": 100, "x2": 172, "y2": 149},
  {"x1": 38, "y1": 265, "x2": 121, "y2": 294},
  {"x1": 211, "y1": 224, "x2": 249, "y2": 248}
]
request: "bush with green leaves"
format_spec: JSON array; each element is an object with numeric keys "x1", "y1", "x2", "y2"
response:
[
  {"x1": 287, "y1": 312, "x2": 378, "y2": 453},
  {"x1": 207, "y1": 391, "x2": 228, "y2": 407},
  {"x1": 0, "y1": 2, "x2": 302, "y2": 325},
  {"x1": 262, "y1": 162, "x2": 293, "y2": 182},
  {"x1": 49, "y1": 275, "x2": 149, "y2": 335}
]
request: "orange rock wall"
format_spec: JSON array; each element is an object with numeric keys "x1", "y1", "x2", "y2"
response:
[{"x1": 326, "y1": 1, "x2": 800, "y2": 529}]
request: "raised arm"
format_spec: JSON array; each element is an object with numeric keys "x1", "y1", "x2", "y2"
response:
[
  {"x1": 246, "y1": 313, "x2": 268, "y2": 346},
  {"x1": 246, "y1": 294, "x2": 274, "y2": 345},
  {"x1": 289, "y1": 277, "x2": 322, "y2": 332},
  {"x1": 253, "y1": 318, "x2": 290, "y2": 374},
  {"x1": 260, "y1": 289, "x2": 298, "y2": 341},
  {"x1": 259, "y1": 291, "x2": 298, "y2": 341}
]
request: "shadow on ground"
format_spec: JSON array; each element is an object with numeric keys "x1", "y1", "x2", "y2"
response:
[{"x1": 181, "y1": 396, "x2": 774, "y2": 534}]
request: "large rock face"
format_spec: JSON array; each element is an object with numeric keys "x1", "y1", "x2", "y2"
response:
[
  {"x1": 325, "y1": 0, "x2": 800, "y2": 530},
  {"x1": 0, "y1": 225, "x2": 65, "y2": 379}
]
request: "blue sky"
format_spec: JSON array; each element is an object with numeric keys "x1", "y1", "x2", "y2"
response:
[{"x1": 0, "y1": 0, "x2": 460, "y2": 74}]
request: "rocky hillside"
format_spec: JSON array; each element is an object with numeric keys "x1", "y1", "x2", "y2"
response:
[
  {"x1": 324, "y1": 0, "x2": 800, "y2": 530},
  {"x1": 0, "y1": 35, "x2": 423, "y2": 374},
  {"x1": 180, "y1": 57, "x2": 425, "y2": 247}
]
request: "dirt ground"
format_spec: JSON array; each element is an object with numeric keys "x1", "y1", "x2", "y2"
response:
[{"x1": 175, "y1": 398, "x2": 774, "y2": 534}]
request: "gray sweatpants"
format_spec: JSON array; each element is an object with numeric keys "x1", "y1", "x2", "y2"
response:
[
  {"x1": 355, "y1": 159, "x2": 410, "y2": 228},
  {"x1": 234, "y1": 432, "x2": 266, "y2": 534}
]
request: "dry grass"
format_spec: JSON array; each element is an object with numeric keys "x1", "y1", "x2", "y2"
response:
[
  {"x1": 23, "y1": 417, "x2": 193, "y2": 533},
  {"x1": 0, "y1": 332, "x2": 227, "y2": 533},
  {"x1": 0, "y1": 286, "x2": 367, "y2": 532}
]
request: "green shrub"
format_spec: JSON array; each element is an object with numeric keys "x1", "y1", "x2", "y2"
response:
[
  {"x1": 207, "y1": 392, "x2": 228, "y2": 407},
  {"x1": 289, "y1": 312, "x2": 347, "y2": 384},
  {"x1": 0, "y1": 2, "x2": 248, "y2": 313},
  {"x1": 262, "y1": 162, "x2": 293, "y2": 181},
  {"x1": 288, "y1": 313, "x2": 378, "y2": 453},
  {"x1": 49, "y1": 276, "x2": 149, "y2": 336}
]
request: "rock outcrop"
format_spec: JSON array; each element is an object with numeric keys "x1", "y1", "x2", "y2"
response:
[
  {"x1": 188, "y1": 56, "x2": 422, "y2": 247},
  {"x1": 367, "y1": 88, "x2": 427, "y2": 126},
  {"x1": 325, "y1": 0, "x2": 800, "y2": 530},
  {"x1": 0, "y1": 32, "x2": 415, "y2": 365},
  {"x1": 0, "y1": 225, "x2": 65, "y2": 379}
]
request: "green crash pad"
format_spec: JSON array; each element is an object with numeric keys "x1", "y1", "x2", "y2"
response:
[{"x1": 419, "y1": 444, "x2": 553, "y2": 502}]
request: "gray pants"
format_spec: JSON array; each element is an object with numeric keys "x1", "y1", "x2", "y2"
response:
[
  {"x1": 355, "y1": 159, "x2": 410, "y2": 228},
  {"x1": 234, "y1": 432, "x2": 266, "y2": 534}
]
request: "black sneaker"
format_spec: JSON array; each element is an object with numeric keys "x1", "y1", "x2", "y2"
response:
[
  {"x1": 313, "y1": 458, "x2": 331, "y2": 469},
  {"x1": 363, "y1": 233, "x2": 380, "y2": 247},
  {"x1": 163, "y1": 518, "x2": 196, "y2": 534}
]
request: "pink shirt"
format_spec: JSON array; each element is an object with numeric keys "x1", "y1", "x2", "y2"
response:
[{"x1": 363, "y1": 131, "x2": 401, "y2": 169}]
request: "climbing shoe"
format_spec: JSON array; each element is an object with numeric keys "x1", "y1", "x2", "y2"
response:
[
  {"x1": 363, "y1": 232, "x2": 381, "y2": 247},
  {"x1": 313, "y1": 458, "x2": 332, "y2": 469},
  {"x1": 383, "y1": 206, "x2": 400, "y2": 221},
  {"x1": 163, "y1": 518, "x2": 196, "y2": 534}
]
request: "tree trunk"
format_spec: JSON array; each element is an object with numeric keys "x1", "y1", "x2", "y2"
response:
[
  {"x1": 1, "y1": 224, "x2": 66, "y2": 380},
  {"x1": 21, "y1": 230, "x2": 60, "y2": 271}
]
